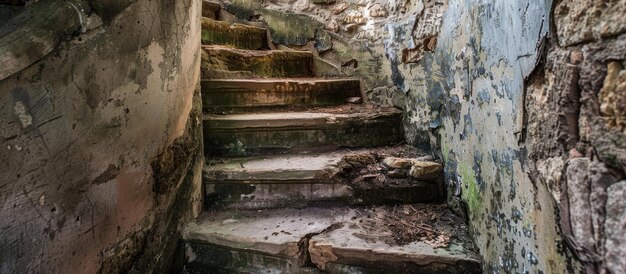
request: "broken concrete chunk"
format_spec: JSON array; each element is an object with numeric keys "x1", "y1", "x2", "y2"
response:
[
  {"x1": 383, "y1": 157, "x2": 413, "y2": 169},
  {"x1": 605, "y1": 181, "x2": 626, "y2": 274},
  {"x1": 308, "y1": 242, "x2": 338, "y2": 270},
  {"x1": 409, "y1": 161, "x2": 443, "y2": 180}
]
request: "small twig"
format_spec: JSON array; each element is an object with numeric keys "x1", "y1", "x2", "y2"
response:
[{"x1": 415, "y1": 223, "x2": 437, "y2": 233}]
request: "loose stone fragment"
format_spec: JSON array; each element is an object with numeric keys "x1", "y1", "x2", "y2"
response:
[
  {"x1": 382, "y1": 157, "x2": 413, "y2": 169},
  {"x1": 409, "y1": 161, "x2": 442, "y2": 180}
]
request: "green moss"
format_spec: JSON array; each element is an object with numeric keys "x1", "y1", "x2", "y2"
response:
[{"x1": 458, "y1": 163, "x2": 482, "y2": 217}]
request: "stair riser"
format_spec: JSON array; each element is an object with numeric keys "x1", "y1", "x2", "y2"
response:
[
  {"x1": 202, "y1": 80, "x2": 361, "y2": 113},
  {"x1": 185, "y1": 242, "x2": 302, "y2": 274},
  {"x1": 324, "y1": 261, "x2": 482, "y2": 274},
  {"x1": 205, "y1": 182, "x2": 442, "y2": 209},
  {"x1": 185, "y1": 242, "x2": 481, "y2": 274},
  {"x1": 204, "y1": 116, "x2": 404, "y2": 156},
  {"x1": 201, "y1": 18, "x2": 267, "y2": 50},
  {"x1": 202, "y1": 47, "x2": 314, "y2": 79}
]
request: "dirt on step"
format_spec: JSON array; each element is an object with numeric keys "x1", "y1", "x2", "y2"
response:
[{"x1": 357, "y1": 204, "x2": 472, "y2": 248}]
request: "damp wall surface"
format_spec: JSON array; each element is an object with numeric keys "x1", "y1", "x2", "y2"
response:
[
  {"x1": 226, "y1": 0, "x2": 625, "y2": 273},
  {"x1": 406, "y1": 1, "x2": 581, "y2": 273},
  {"x1": 0, "y1": 0, "x2": 203, "y2": 273}
]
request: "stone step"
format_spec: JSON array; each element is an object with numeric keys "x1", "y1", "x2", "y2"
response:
[
  {"x1": 202, "y1": 0, "x2": 221, "y2": 19},
  {"x1": 203, "y1": 105, "x2": 404, "y2": 156},
  {"x1": 182, "y1": 205, "x2": 482, "y2": 273},
  {"x1": 201, "y1": 17, "x2": 268, "y2": 50},
  {"x1": 202, "y1": 46, "x2": 314, "y2": 79},
  {"x1": 202, "y1": 78, "x2": 362, "y2": 113},
  {"x1": 204, "y1": 149, "x2": 443, "y2": 209}
]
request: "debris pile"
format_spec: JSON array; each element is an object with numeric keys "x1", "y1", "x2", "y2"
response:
[
  {"x1": 369, "y1": 204, "x2": 468, "y2": 248},
  {"x1": 336, "y1": 146, "x2": 443, "y2": 189}
]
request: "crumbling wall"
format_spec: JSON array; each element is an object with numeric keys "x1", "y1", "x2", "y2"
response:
[
  {"x1": 526, "y1": 1, "x2": 626, "y2": 273},
  {"x1": 0, "y1": 0, "x2": 203, "y2": 273}
]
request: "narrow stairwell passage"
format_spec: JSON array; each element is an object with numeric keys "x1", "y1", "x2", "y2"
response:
[{"x1": 181, "y1": 2, "x2": 482, "y2": 273}]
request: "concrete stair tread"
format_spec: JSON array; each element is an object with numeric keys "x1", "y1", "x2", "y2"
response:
[
  {"x1": 183, "y1": 205, "x2": 482, "y2": 273},
  {"x1": 204, "y1": 104, "x2": 402, "y2": 129},
  {"x1": 203, "y1": 104, "x2": 404, "y2": 156},
  {"x1": 205, "y1": 150, "x2": 350, "y2": 182},
  {"x1": 202, "y1": 78, "x2": 360, "y2": 88},
  {"x1": 202, "y1": 45, "x2": 315, "y2": 78},
  {"x1": 202, "y1": 78, "x2": 362, "y2": 113},
  {"x1": 202, "y1": 45, "x2": 312, "y2": 57},
  {"x1": 201, "y1": 17, "x2": 268, "y2": 50},
  {"x1": 203, "y1": 147, "x2": 444, "y2": 209}
]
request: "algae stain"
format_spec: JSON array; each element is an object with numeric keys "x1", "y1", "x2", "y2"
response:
[{"x1": 458, "y1": 162, "x2": 482, "y2": 217}]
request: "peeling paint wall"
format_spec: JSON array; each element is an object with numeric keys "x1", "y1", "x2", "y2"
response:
[
  {"x1": 402, "y1": 1, "x2": 585, "y2": 273},
  {"x1": 224, "y1": 0, "x2": 625, "y2": 273},
  {"x1": 0, "y1": 0, "x2": 202, "y2": 273}
]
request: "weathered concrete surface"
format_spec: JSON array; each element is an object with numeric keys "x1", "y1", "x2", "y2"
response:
[
  {"x1": 202, "y1": 78, "x2": 361, "y2": 113},
  {"x1": 204, "y1": 150, "x2": 442, "y2": 209},
  {"x1": 183, "y1": 207, "x2": 352, "y2": 273},
  {"x1": 204, "y1": 108, "x2": 404, "y2": 156},
  {"x1": 205, "y1": 151, "x2": 348, "y2": 182},
  {"x1": 0, "y1": 0, "x2": 203, "y2": 273},
  {"x1": 201, "y1": 17, "x2": 268, "y2": 50},
  {"x1": 200, "y1": 0, "x2": 623, "y2": 272},
  {"x1": 0, "y1": 0, "x2": 86, "y2": 81},
  {"x1": 202, "y1": 45, "x2": 314, "y2": 78},
  {"x1": 206, "y1": 182, "x2": 353, "y2": 209},
  {"x1": 218, "y1": 0, "x2": 607, "y2": 272},
  {"x1": 183, "y1": 206, "x2": 481, "y2": 273},
  {"x1": 309, "y1": 207, "x2": 481, "y2": 273}
]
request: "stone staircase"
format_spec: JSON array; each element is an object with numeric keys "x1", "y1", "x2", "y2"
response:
[{"x1": 181, "y1": 2, "x2": 482, "y2": 273}]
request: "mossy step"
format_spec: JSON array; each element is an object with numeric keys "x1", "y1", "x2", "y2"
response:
[
  {"x1": 202, "y1": 0, "x2": 221, "y2": 19},
  {"x1": 201, "y1": 17, "x2": 267, "y2": 50},
  {"x1": 204, "y1": 149, "x2": 442, "y2": 209},
  {"x1": 182, "y1": 206, "x2": 482, "y2": 273},
  {"x1": 202, "y1": 78, "x2": 361, "y2": 113},
  {"x1": 202, "y1": 46, "x2": 314, "y2": 79},
  {"x1": 203, "y1": 106, "x2": 404, "y2": 156}
]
